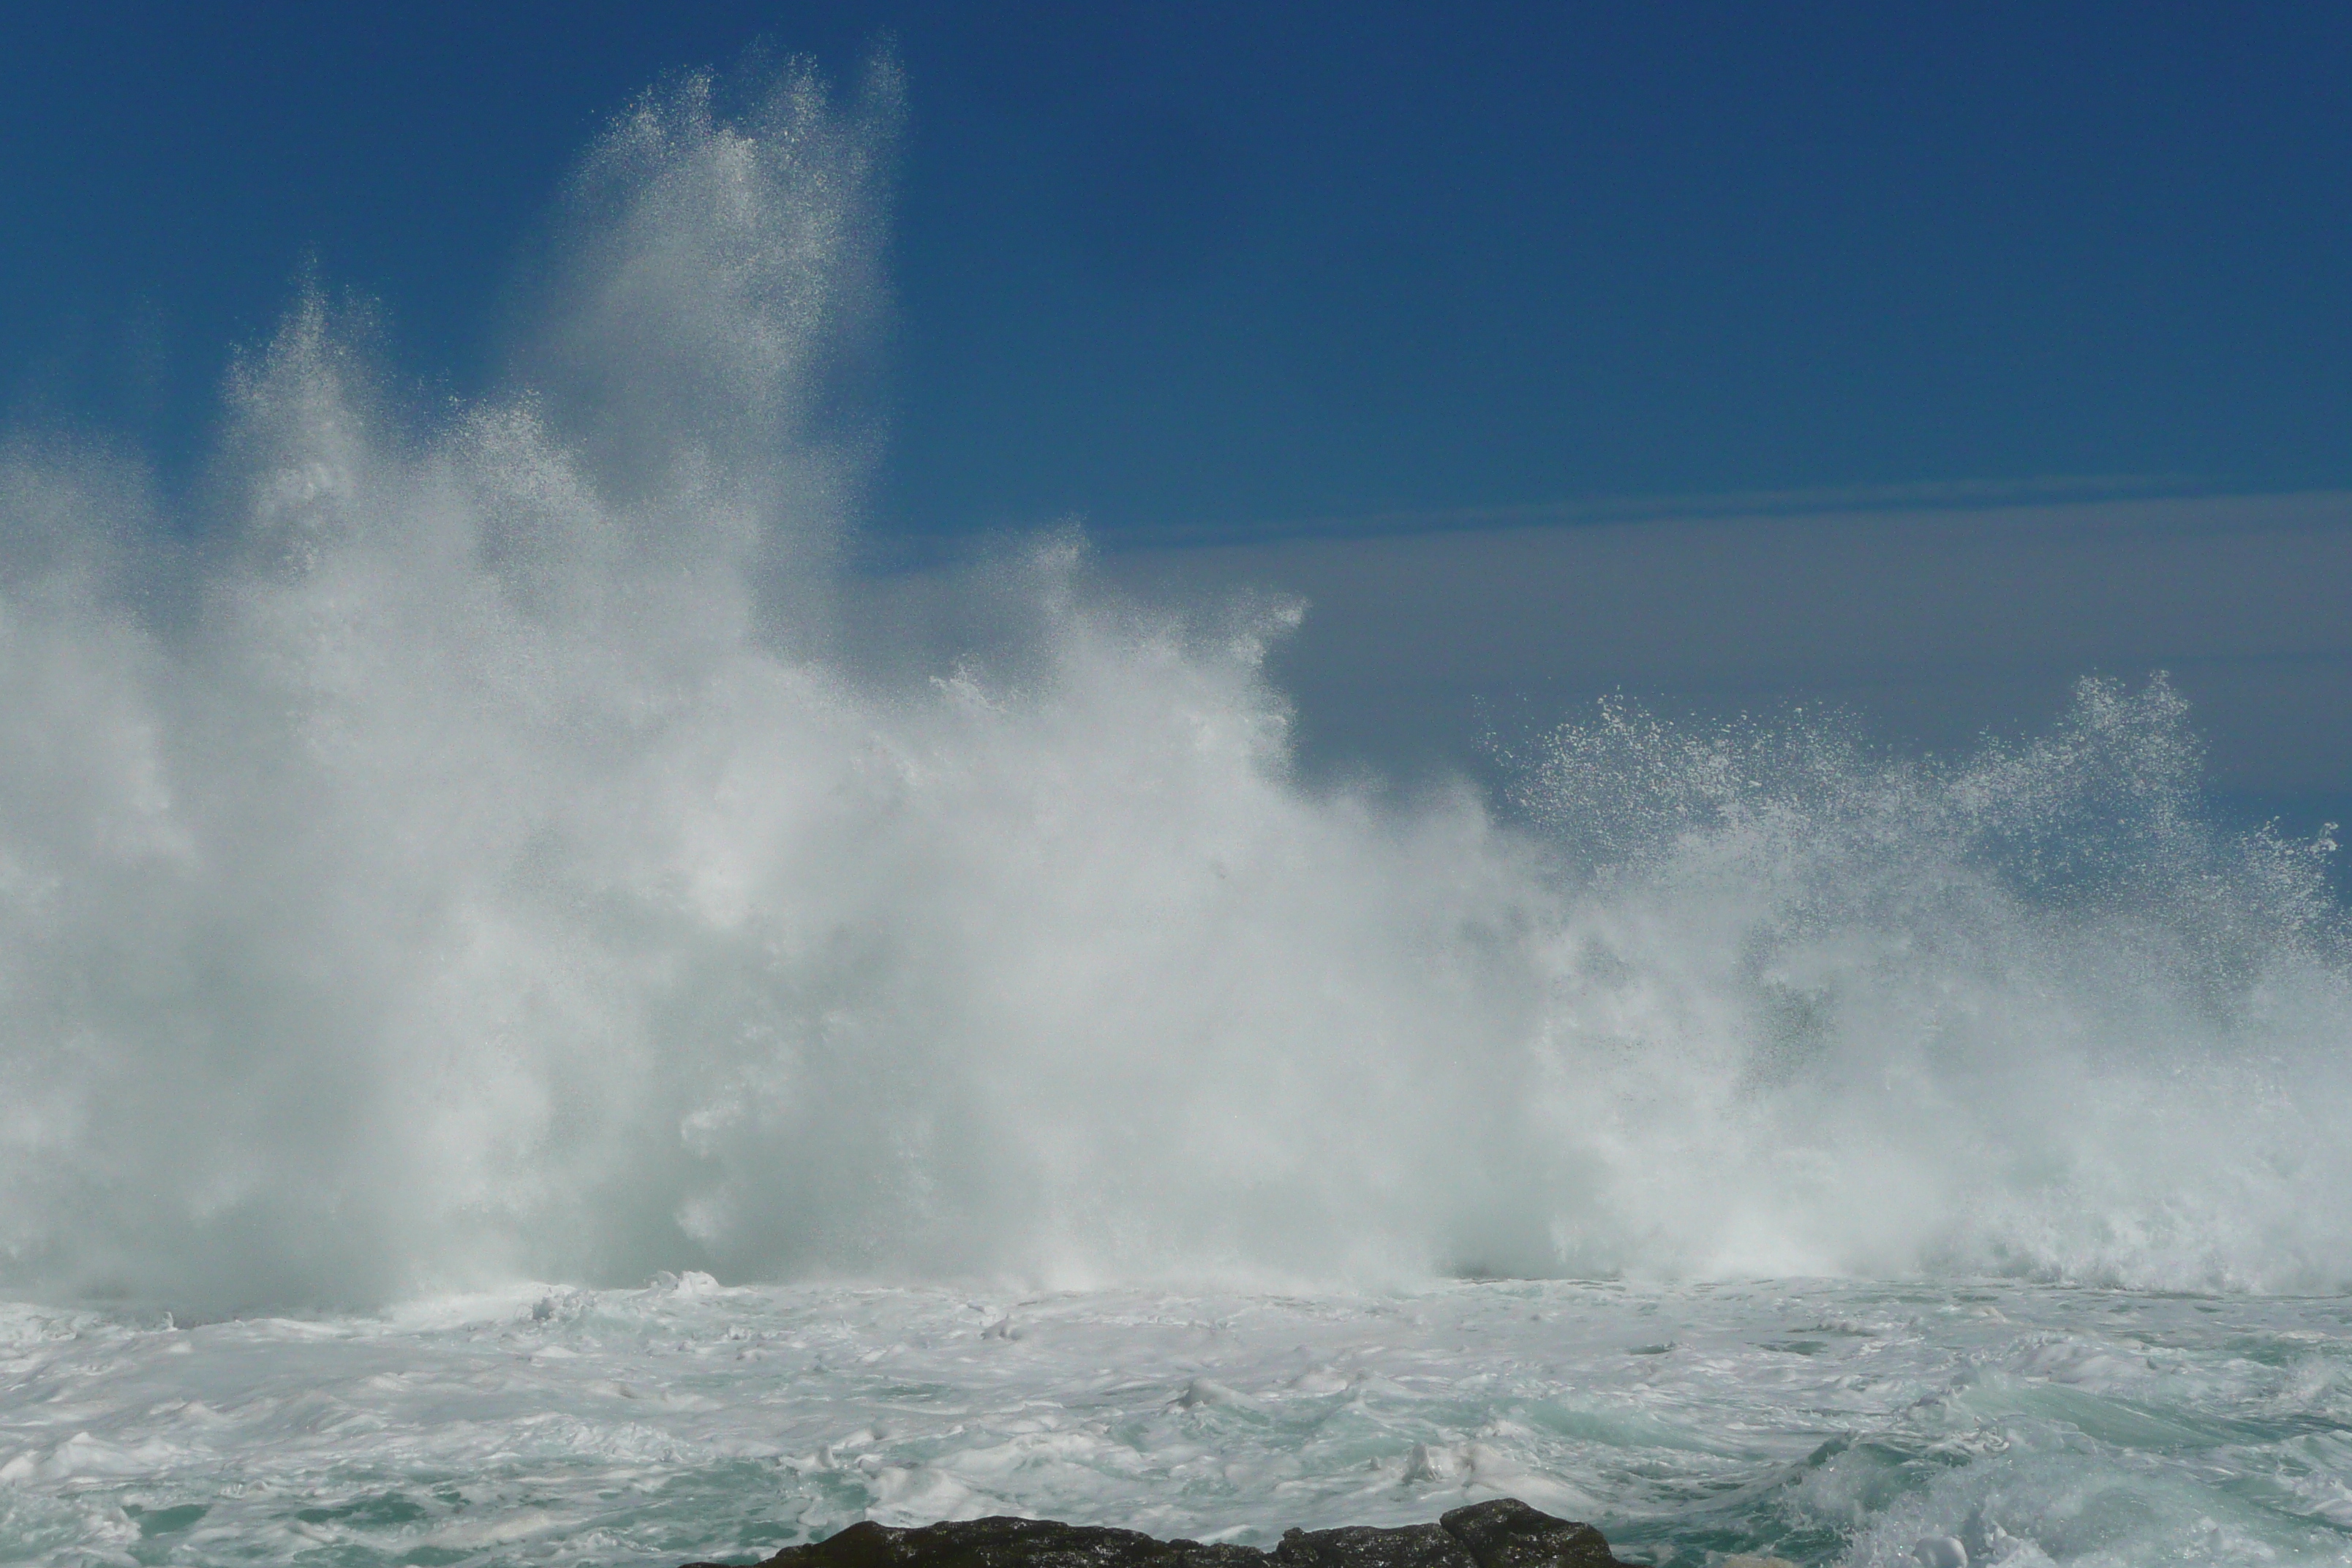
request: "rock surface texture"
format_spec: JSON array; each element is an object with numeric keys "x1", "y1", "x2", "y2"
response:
[{"x1": 685, "y1": 1499, "x2": 1640, "y2": 1568}]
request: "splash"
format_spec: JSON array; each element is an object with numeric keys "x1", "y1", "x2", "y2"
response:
[{"x1": 1, "y1": 64, "x2": 2345, "y2": 1313}]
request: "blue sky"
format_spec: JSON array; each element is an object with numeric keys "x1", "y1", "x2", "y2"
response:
[
  {"x1": 7, "y1": 3, "x2": 2351, "y2": 524},
  {"x1": 4, "y1": 3, "x2": 2349, "y2": 837}
]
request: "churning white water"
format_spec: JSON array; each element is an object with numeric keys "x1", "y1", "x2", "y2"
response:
[{"x1": 3, "y1": 61, "x2": 2351, "y2": 1568}]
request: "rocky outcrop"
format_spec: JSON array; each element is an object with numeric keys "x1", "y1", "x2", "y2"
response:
[{"x1": 685, "y1": 1498, "x2": 1640, "y2": 1568}]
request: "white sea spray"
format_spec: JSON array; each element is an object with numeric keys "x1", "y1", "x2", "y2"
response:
[{"x1": 0, "y1": 62, "x2": 2346, "y2": 1324}]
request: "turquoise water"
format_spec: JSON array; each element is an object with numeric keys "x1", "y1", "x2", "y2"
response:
[{"x1": 6, "y1": 1278, "x2": 2351, "y2": 1567}]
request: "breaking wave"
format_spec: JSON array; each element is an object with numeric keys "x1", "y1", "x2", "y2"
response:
[{"x1": 1, "y1": 63, "x2": 2345, "y2": 1312}]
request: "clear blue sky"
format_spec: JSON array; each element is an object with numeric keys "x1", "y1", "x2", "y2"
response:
[{"x1": 6, "y1": 3, "x2": 2351, "y2": 534}]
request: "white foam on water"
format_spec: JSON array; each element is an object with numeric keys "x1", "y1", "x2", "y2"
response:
[{"x1": 3, "y1": 1281, "x2": 2351, "y2": 1567}]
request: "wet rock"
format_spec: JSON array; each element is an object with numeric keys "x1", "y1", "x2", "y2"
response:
[
  {"x1": 1433, "y1": 1499, "x2": 1628, "y2": 1568},
  {"x1": 685, "y1": 1498, "x2": 1640, "y2": 1568},
  {"x1": 1274, "y1": 1522, "x2": 1471, "y2": 1568}
]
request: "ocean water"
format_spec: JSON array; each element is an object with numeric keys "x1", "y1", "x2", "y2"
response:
[
  {"x1": 7, "y1": 1278, "x2": 2352, "y2": 1567},
  {"x1": 4, "y1": 59, "x2": 2351, "y2": 1568}
]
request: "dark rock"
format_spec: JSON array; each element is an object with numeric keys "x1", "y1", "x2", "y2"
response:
[
  {"x1": 684, "y1": 1499, "x2": 1640, "y2": 1568},
  {"x1": 1275, "y1": 1523, "x2": 1472, "y2": 1568},
  {"x1": 1438, "y1": 1499, "x2": 1626, "y2": 1568}
]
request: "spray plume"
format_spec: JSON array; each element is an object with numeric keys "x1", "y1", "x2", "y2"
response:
[{"x1": 1, "y1": 64, "x2": 2345, "y2": 1313}]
